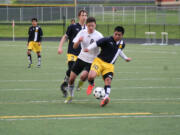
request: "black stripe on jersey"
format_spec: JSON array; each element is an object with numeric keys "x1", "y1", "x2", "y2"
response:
[{"x1": 96, "y1": 36, "x2": 125, "y2": 64}]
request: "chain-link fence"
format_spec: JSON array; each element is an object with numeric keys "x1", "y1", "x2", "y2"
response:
[{"x1": 0, "y1": 6, "x2": 180, "y2": 24}]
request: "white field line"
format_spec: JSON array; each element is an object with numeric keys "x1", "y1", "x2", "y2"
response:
[
  {"x1": 38, "y1": 71, "x2": 180, "y2": 75},
  {"x1": 0, "y1": 86, "x2": 180, "y2": 92},
  {"x1": 1, "y1": 97, "x2": 180, "y2": 105},
  {"x1": 0, "y1": 44, "x2": 178, "y2": 54},
  {"x1": 126, "y1": 50, "x2": 177, "y2": 54},
  {"x1": 1, "y1": 115, "x2": 180, "y2": 121},
  {"x1": 0, "y1": 78, "x2": 179, "y2": 83}
]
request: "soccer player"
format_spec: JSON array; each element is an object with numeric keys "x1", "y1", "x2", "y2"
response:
[
  {"x1": 71, "y1": 18, "x2": 75, "y2": 24},
  {"x1": 27, "y1": 18, "x2": 43, "y2": 68},
  {"x1": 64, "y1": 17, "x2": 103, "y2": 103},
  {"x1": 84, "y1": 26, "x2": 131, "y2": 107},
  {"x1": 58, "y1": 10, "x2": 88, "y2": 97}
]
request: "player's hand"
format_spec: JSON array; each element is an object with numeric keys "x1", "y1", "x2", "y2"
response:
[
  {"x1": 58, "y1": 48, "x2": 63, "y2": 54},
  {"x1": 84, "y1": 48, "x2": 89, "y2": 52},
  {"x1": 126, "y1": 57, "x2": 131, "y2": 62},
  {"x1": 27, "y1": 43, "x2": 29, "y2": 46},
  {"x1": 79, "y1": 37, "x2": 83, "y2": 42},
  {"x1": 38, "y1": 42, "x2": 41, "y2": 46}
]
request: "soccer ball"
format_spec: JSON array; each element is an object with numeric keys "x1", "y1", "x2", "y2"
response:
[{"x1": 93, "y1": 87, "x2": 105, "y2": 100}]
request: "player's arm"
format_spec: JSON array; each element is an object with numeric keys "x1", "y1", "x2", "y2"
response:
[
  {"x1": 27, "y1": 27, "x2": 31, "y2": 46},
  {"x1": 73, "y1": 30, "x2": 83, "y2": 49},
  {"x1": 84, "y1": 37, "x2": 106, "y2": 52},
  {"x1": 73, "y1": 37, "x2": 83, "y2": 49},
  {"x1": 38, "y1": 27, "x2": 43, "y2": 45},
  {"x1": 58, "y1": 34, "x2": 68, "y2": 54},
  {"x1": 119, "y1": 49, "x2": 131, "y2": 62},
  {"x1": 58, "y1": 25, "x2": 72, "y2": 54}
]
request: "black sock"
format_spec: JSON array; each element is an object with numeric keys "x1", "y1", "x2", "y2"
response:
[
  {"x1": 104, "y1": 85, "x2": 111, "y2": 95},
  {"x1": 64, "y1": 75, "x2": 69, "y2": 83},
  {"x1": 28, "y1": 54, "x2": 32, "y2": 64},
  {"x1": 88, "y1": 80, "x2": 94, "y2": 85}
]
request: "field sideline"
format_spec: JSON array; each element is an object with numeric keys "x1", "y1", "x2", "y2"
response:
[{"x1": 0, "y1": 41, "x2": 180, "y2": 135}]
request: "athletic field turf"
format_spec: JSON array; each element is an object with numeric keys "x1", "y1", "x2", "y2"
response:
[{"x1": 0, "y1": 41, "x2": 180, "y2": 135}]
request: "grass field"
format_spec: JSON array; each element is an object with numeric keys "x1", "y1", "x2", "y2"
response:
[{"x1": 0, "y1": 41, "x2": 180, "y2": 135}]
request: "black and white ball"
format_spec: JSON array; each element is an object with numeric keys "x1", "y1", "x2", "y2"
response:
[{"x1": 93, "y1": 87, "x2": 105, "y2": 100}]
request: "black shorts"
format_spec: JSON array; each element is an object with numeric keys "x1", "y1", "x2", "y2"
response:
[{"x1": 71, "y1": 58, "x2": 91, "y2": 76}]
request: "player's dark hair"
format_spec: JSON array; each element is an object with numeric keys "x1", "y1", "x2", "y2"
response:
[
  {"x1": 86, "y1": 17, "x2": 96, "y2": 24},
  {"x1": 32, "y1": 18, "x2": 38, "y2": 22},
  {"x1": 114, "y1": 26, "x2": 125, "y2": 35},
  {"x1": 78, "y1": 9, "x2": 88, "y2": 17}
]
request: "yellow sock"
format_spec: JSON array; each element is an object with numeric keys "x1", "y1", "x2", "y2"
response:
[{"x1": 77, "y1": 80, "x2": 84, "y2": 90}]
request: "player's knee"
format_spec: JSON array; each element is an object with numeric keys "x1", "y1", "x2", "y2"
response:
[
  {"x1": 80, "y1": 75, "x2": 87, "y2": 81},
  {"x1": 27, "y1": 51, "x2": 31, "y2": 55},
  {"x1": 69, "y1": 78, "x2": 75, "y2": 85}
]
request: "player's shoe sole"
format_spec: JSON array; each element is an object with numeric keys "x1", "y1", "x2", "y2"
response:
[
  {"x1": 86, "y1": 84, "x2": 95, "y2": 95},
  {"x1": 100, "y1": 97, "x2": 110, "y2": 107},
  {"x1": 37, "y1": 64, "x2": 41, "y2": 68},
  {"x1": 64, "y1": 96, "x2": 72, "y2": 104}
]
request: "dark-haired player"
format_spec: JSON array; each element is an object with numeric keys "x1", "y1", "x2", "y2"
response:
[
  {"x1": 64, "y1": 17, "x2": 103, "y2": 103},
  {"x1": 58, "y1": 10, "x2": 88, "y2": 97},
  {"x1": 27, "y1": 18, "x2": 43, "y2": 68},
  {"x1": 84, "y1": 26, "x2": 131, "y2": 107}
]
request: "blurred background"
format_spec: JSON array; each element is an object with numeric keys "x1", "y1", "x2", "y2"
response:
[{"x1": 0, "y1": 0, "x2": 180, "y2": 40}]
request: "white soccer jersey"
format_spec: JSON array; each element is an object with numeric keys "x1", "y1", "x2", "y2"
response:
[{"x1": 73, "y1": 29, "x2": 103, "y2": 63}]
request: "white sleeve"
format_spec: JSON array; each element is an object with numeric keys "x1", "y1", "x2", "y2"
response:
[
  {"x1": 73, "y1": 30, "x2": 82, "y2": 43},
  {"x1": 87, "y1": 42, "x2": 98, "y2": 50},
  {"x1": 119, "y1": 49, "x2": 128, "y2": 60}
]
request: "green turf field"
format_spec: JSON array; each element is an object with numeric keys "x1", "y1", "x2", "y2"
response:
[{"x1": 0, "y1": 41, "x2": 180, "y2": 135}]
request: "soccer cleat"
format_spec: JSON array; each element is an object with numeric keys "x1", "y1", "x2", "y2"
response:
[
  {"x1": 37, "y1": 64, "x2": 41, "y2": 68},
  {"x1": 60, "y1": 82, "x2": 68, "y2": 97},
  {"x1": 64, "y1": 96, "x2": 73, "y2": 104},
  {"x1": 28, "y1": 64, "x2": 33, "y2": 68},
  {"x1": 100, "y1": 97, "x2": 110, "y2": 107},
  {"x1": 86, "y1": 84, "x2": 95, "y2": 95}
]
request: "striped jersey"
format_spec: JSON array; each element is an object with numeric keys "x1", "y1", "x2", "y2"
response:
[
  {"x1": 28, "y1": 26, "x2": 43, "y2": 42},
  {"x1": 96, "y1": 36, "x2": 126, "y2": 64}
]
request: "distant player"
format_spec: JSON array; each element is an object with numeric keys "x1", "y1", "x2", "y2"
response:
[
  {"x1": 71, "y1": 18, "x2": 75, "y2": 24},
  {"x1": 58, "y1": 10, "x2": 88, "y2": 97},
  {"x1": 84, "y1": 26, "x2": 131, "y2": 107},
  {"x1": 27, "y1": 18, "x2": 43, "y2": 68},
  {"x1": 64, "y1": 17, "x2": 103, "y2": 103}
]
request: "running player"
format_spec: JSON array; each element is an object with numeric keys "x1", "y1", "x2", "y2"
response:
[
  {"x1": 58, "y1": 10, "x2": 88, "y2": 97},
  {"x1": 64, "y1": 17, "x2": 103, "y2": 103},
  {"x1": 27, "y1": 18, "x2": 43, "y2": 68},
  {"x1": 84, "y1": 26, "x2": 131, "y2": 107}
]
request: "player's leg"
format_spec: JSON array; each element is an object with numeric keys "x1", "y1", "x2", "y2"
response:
[
  {"x1": 27, "y1": 49, "x2": 32, "y2": 68},
  {"x1": 100, "y1": 65, "x2": 114, "y2": 107},
  {"x1": 100, "y1": 74, "x2": 112, "y2": 107},
  {"x1": 76, "y1": 62, "x2": 91, "y2": 91},
  {"x1": 86, "y1": 58, "x2": 101, "y2": 95},
  {"x1": 86, "y1": 70, "x2": 97, "y2": 95},
  {"x1": 64, "y1": 58, "x2": 84, "y2": 103},
  {"x1": 27, "y1": 42, "x2": 33, "y2": 68},
  {"x1": 64, "y1": 71, "x2": 77, "y2": 103},
  {"x1": 36, "y1": 51, "x2": 41, "y2": 67},
  {"x1": 60, "y1": 61, "x2": 75, "y2": 97}
]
